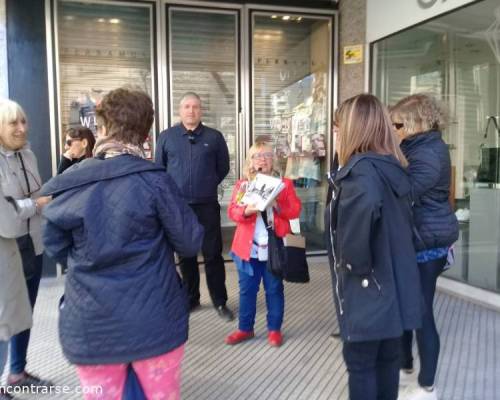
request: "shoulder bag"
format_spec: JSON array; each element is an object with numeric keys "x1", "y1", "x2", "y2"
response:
[
  {"x1": 15, "y1": 152, "x2": 38, "y2": 280},
  {"x1": 263, "y1": 211, "x2": 309, "y2": 283}
]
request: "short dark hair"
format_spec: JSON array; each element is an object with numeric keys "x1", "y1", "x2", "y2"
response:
[
  {"x1": 96, "y1": 88, "x2": 154, "y2": 146},
  {"x1": 66, "y1": 126, "x2": 95, "y2": 158}
]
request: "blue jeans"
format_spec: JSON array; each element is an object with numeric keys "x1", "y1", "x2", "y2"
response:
[
  {"x1": 343, "y1": 337, "x2": 401, "y2": 400},
  {"x1": 238, "y1": 258, "x2": 284, "y2": 332},
  {"x1": 9, "y1": 254, "x2": 43, "y2": 374},
  {"x1": 401, "y1": 256, "x2": 446, "y2": 387},
  {"x1": 0, "y1": 341, "x2": 7, "y2": 377}
]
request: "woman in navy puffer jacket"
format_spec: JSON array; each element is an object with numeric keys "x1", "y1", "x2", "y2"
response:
[
  {"x1": 391, "y1": 94, "x2": 459, "y2": 400},
  {"x1": 41, "y1": 88, "x2": 204, "y2": 400}
]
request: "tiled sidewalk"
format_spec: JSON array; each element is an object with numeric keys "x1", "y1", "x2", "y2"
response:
[{"x1": 2, "y1": 260, "x2": 499, "y2": 399}]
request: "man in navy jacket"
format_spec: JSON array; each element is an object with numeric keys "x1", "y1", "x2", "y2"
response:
[{"x1": 156, "y1": 92, "x2": 233, "y2": 321}]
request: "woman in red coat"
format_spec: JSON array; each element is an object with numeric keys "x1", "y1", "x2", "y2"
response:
[{"x1": 225, "y1": 141, "x2": 301, "y2": 347}]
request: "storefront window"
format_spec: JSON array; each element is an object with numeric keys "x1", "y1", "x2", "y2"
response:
[
  {"x1": 168, "y1": 8, "x2": 239, "y2": 237},
  {"x1": 373, "y1": 0, "x2": 500, "y2": 292},
  {"x1": 57, "y1": 1, "x2": 155, "y2": 157},
  {"x1": 252, "y1": 13, "x2": 332, "y2": 251}
]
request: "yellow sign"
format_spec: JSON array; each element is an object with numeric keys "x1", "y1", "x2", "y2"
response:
[{"x1": 343, "y1": 45, "x2": 363, "y2": 64}]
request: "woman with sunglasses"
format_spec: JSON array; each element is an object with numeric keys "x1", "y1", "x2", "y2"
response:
[
  {"x1": 0, "y1": 99, "x2": 52, "y2": 395},
  {"x1": 225, "y1": 141, "x2": 301, "y2": 347},
  {"x1": 57, "y1": 126, "x2": 96, "y2": 174},
  {"x1": 391, "y1": 94, "x2": 458, "y2": 400}
]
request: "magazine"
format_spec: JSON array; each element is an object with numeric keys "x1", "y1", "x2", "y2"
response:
[{"x1": 240, "y1": 173, "x2": 285, "y2": 212}]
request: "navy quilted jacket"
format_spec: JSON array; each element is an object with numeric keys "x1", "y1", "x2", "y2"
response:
[
  {"x1": 40, "y1": 155, "x2": 204, "y2": 365},
  {"x1": 401, "y1": 131, "x2": 459, "y2": 251}
]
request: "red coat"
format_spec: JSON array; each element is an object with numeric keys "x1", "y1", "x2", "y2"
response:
[{"x1": 228, "y1": 178, "x2": 301, "y2": 261}]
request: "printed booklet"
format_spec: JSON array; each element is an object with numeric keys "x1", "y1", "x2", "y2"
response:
[{"x1": 240, "y1": 173, "x2": 285, "y2": 212}]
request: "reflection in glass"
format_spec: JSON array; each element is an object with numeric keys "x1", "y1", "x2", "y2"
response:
[
  {"x1": 252, "y1": 14, "x2": 331, "y2": 251},
  {"x1": 373, "y1": 0, "x2": 500, "y2": 292},
  {"x1": 57, "y1": 1, "x2": 154, "y2": 156}
]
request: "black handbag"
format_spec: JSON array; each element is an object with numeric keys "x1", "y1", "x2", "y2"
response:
[
  {"x1": 16, "y1": 234, "x2": 37, "y2": 280},
  {"x1": 15, "y1": 152, "x2": 38, "y2": 280},
  {"x1": 264, "y1": 212, "x2": 310, "y2": 283}
]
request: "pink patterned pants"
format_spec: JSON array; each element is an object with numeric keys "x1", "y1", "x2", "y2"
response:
[{"x1": 76, "y1": 345, "x2": 184, "y2": 400}]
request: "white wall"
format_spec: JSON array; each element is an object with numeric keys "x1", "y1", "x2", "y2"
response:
[
  {"x1": 366, "y1": 0, "x2": 477, "y2": 43},
  {"x1": 0, "y1": 0, "x2": 7, "y2": 98}
]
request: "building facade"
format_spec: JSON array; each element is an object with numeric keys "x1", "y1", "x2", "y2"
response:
[{"x1": 3, "y1": 0, "x2": 500, "y2": 298}]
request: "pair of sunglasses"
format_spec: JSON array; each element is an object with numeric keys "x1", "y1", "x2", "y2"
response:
[{"x1": 65, "y1": 138, "x2": 82, "y2": 146}]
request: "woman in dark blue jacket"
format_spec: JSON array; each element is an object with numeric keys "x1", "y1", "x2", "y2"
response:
[
  {"x1": 41, "y1": 88, "x2": 204, "y2": 400},
  {"x1": 391, "y1": 94, "x2": 459, "y2": 400},
  {"x1": 326, "y1": 94, "x2": 422, "y2": 400}
]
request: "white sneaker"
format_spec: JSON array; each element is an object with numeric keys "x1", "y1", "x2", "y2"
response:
[
  {"x1": 399, "y1": 369, "x2": 416, "y2": 387},
  {"x1": 399, "y1": 383, "x2": 438, "y2": 400}
]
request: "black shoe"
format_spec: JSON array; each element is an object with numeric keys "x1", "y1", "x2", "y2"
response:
[
  {"x1": 7, "y1": 372, "x2": 53, "y2": 389},
  {"x1": 189, "y1": 301, "x2": 201, "y2": 312},
  {"x1": 216, "y1": 305, "x2": 234, "y2": 321},
  {"x1": 330, "y1": 331, "x2": 341, "y2": 339}
]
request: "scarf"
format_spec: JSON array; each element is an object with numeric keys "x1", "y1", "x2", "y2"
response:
[{"x1": 93, "y1": 137, "x2": 145, "y2": 159}]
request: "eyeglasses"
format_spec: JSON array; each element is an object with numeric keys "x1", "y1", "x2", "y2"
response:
[
  {"x1": 252, "y1": 152, "x2": 273, "y2": 160},
  {"x1": 392, "y1": 122, "x2": 404, "y2": 130},
  {"x1": 66, "y1": 138, "x2": 81, "y2": 146}
]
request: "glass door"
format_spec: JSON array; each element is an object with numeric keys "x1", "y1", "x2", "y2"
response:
[
  {"x1": 168, "y1": 7, "x2": 240, "y2": 252},
  {"x1": 251, "y1": 12, "x2": 333, "y2": 251}
]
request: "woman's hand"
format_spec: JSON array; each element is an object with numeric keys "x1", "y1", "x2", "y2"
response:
[
  {"x1": 244, "y1": 203, "x2": 259, "y2": 216},
  {"x1": 35, "y1": 196, "x2": 52, "y2": 212}
]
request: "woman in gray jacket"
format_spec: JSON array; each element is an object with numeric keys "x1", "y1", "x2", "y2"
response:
[
  {"x1": 0, "y1": 186, "x2": 32, "y2": 399},
  {"x1": 0, "y1": 99, "x2": 51, "y2": 391}
]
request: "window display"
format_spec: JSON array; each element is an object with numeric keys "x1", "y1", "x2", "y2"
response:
[
  {"x1": 253, "y1": 14, "x2": 331, "y2": 250},
  {"x1": 373, "y1": 0, "x2": 500, "y2": 292},
  {"x1": 57, "y1": 1, "x2": 155, "y2": 157}
]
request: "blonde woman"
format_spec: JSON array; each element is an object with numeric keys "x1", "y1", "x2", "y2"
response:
[
  {"x1": 226, "y1": 141, "x2": 301, "y2": 347},
  {"x1": 391, "y1": 94, "x2": 458, "y2": 400},
  {"x1": 326, "y1": 94, "x2": 422, "y2": 400}
]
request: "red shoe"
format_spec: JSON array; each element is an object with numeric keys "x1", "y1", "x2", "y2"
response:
[
  {"x1": 268, "y1": 330, "x2": 283, "y2": 347},
  {"x1": 225, "y1": 330, "x2": 254, "y2": 345}
]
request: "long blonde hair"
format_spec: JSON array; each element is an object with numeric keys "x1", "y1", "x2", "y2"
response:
[
  {"x1": 335, "y1": 94, "x2": 407, "y2": 167},
  {"x1": 243, "y1": 140, "x2": 280, "y2": 181}
]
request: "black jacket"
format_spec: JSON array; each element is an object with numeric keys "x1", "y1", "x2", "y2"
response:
[
  {"x1": 41, "y1": 155, "x2": 204, "y2": 364},
  {"x1": 401, "y1": 131, "x2": 459, "y2": 251},
  {"x1": 326, "y1": 153, "x2": 422, "y2": 342},
  {"x1": 155, "y1": 123, "x2": 230, "y2": 204}
]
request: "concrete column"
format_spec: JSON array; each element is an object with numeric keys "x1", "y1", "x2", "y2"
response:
[
  {"x1": 338, "y1": 0, "x2": 367, "y2": 103},
  {"x1": 0, "y1": 0, "x2": 7, "y2": 98}
]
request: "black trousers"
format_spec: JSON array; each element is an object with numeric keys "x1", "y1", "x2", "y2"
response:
[
  {"x1": 343, "y1": 337, "x2": 401, "y2": 400},
  {"x1": 401, "y1": 256, "x2": 446, "y2": 387},
  {"x1": 180, "y1": 202, "x2": 228, "y2": 308}
]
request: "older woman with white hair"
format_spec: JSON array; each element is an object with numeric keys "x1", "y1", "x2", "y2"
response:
[
  {"x1": 0, "y1": 99, "x2": 51, "y2": 391},
  {"x1": 0, "y1": 187, "x2": 32, "y2": 399}
]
